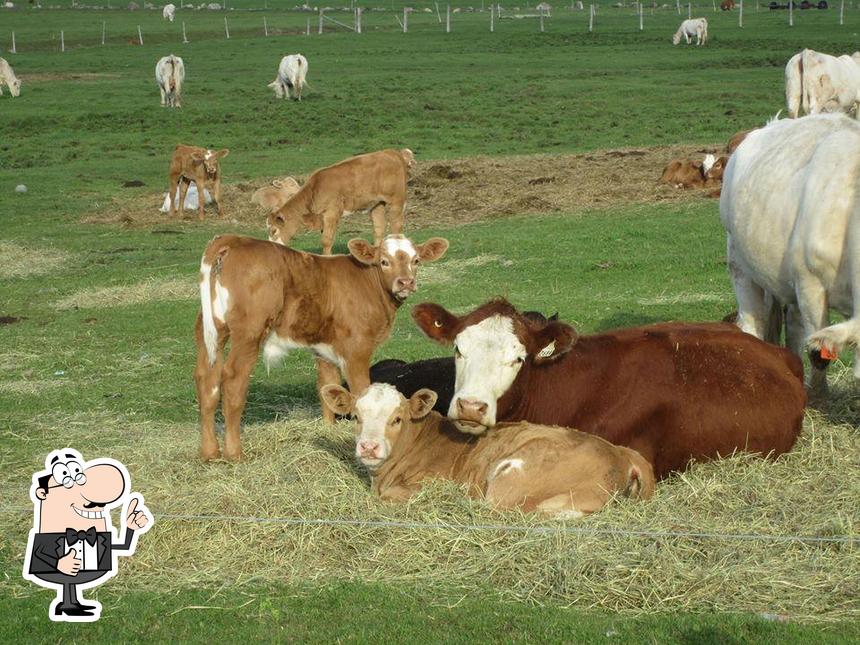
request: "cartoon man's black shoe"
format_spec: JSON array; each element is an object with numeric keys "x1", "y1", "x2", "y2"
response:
[{"x1": 55, "y1": 605, "x2": 94, "y2": 617}]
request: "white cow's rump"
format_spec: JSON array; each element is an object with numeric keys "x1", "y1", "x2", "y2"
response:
[
  {"x1": 155, "y1": 54, "x2": 185, "y2": 108},
  {"x1": 785, "y1": 49, "x2": 860, "y2": 118},
  {"x1": 720, "y1": 113, "x2": 860, "y2": 388},
  {"x1": 0, "y1": 57, "x2": 21, "y2": 97},
  {"x1": 268, "y1": 54, "x2": 308, "y2": 101},
  {"x1": 672, "y1": 18, "x2": 708, "y2": 46},
  {"x1": 162, "y1": 3, "x2": 176, "y2": 20}
]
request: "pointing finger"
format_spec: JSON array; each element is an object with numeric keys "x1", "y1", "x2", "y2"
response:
[{"x1": 126, "y1": 497, "x2": 139, "y2": 517}]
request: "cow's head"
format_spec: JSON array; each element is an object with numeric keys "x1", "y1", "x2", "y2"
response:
[
  {"x1": 672, "y1": 32, "x2": 681, "y2": 45},
  {"x1": 191, "y1": 148, "x2": 229, "y2": 177},
  {"x1": 348, "y1": 235, "x2": 448, "y2": 301},
  {"x1": 412, "y1": 299, "x2": 577, "y2": 434},
  {"x1": 321, "y1": 383, "x2": 436, "y2": 470},
  {"x1": 9, "y1": 77, "x2": 20, "y2": 97}
]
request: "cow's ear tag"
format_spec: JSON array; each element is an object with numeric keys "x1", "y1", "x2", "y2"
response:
[
  {"x1": 820, "y1": 346, "x2": 838, "y2": 361},
  {"x1": 536, "y1": 341, "x2": 555, "y2": 359}
]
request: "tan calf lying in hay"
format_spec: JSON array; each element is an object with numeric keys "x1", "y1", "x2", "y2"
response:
[
  {"x1": 250, "y1": 177, "x2": 301, "y2": 211},
  {"x1": 322, "y1": 383, "x2": 655, "y2": 517}
]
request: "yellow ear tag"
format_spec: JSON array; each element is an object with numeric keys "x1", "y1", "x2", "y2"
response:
[{"x1": 536, "y1": 341, "x2": 555, "y2": 359}]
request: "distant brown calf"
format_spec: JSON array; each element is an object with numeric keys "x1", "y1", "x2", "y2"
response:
[
  {"x1": 168, "y1": 145, "x2": 229, "y2": 220},
  {"x1": 267, "y1": 148, "x2": 414, "y2": 255},
  {"x1": 720, "y1": 0, "x2": 735, "y2": 9},
  {"x1": 322, "y1": 384, "x2": 655, "y2": 517},
  {"x1": 726, "y1": 129, "x2": 752, "y2": 154},
  {"x1": 194, "y1": 234, "x2": 448, "y2": 461}
]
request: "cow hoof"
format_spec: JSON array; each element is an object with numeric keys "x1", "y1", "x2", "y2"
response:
[
  {"x1": 223, "y1": 450, "x2": 244, "y2": 463},
  {"x1": 200, "y1": 447, "x2": 222, "y2": 462}
]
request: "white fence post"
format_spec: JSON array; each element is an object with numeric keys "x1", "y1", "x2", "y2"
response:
[
  {"x1": 712, "y1": 0, "x2": 716, "y2": 10},
  {"x1": 840, "y1": 0, "x2": 845, "y2": 24},
  {"x1": 676, "y1": 0, "x2": 680, "y2": 13},
  {"x1": 403, "y1": 7, "x2": 408, "y2": 31},
  {"x1": 137, "y1": 24, "x2": 143, "y2": 45},
  {"x1": 182, "y1": 20, "x2": 188, "y2": 43},
  {"x1": 739, "y1": 0, "x2": 743, "y2": 26},
  {"x1": 11, "y1": 31, "x2": 16, "y2": 53},
  {"x1": 318, "y1": 8, "x2": 324, "y2": 34},
  {"x1": 589, "y1": 3, "x2": 594, "y2": 30},
  {"x1": 446, "y1": 4, "x2": 451, "y2": 31},
  {"x1": 639, "y1": 1, "x2": 643, "y2": 29},
  {"x1": 435, "y1": 1, "x2": 442, "y2": 21},
  {"x1": 306, "y1": 17, "x2": 310, "y2": 35},
  {"x1": 101, "y1": 21, "x2": 105, "y2": 46},
  {"x1": 224, "y1": 16, "x2": 230, "y2": 38},
  {"x1": 490, "y1": 3, "x2": 495, "y2": 30},
  {"x1": 263, "y1": 16, "x2": 268, "y2": 36},
  {"x1": 540, "y1": 7, "x2": 545, "y2": 30},
  {"x1": 61, "y1": 30, "x2": 65, "y2": 52},
  {"x1": 688, "y1": 2, "x2": 691, "y2": 17},
  {"x1": 789, "y1": 0, "x2": 793, "y2": 25}
]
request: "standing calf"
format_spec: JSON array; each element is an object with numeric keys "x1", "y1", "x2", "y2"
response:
[
  {"x1": 194, "y1": 234, "x2": 448, "y2": 461},
  {"x1": 168, "y1": 145, "x2": 228, "y2": 220},
  {"x1": 322, "y1": 384, "x2": 655, "y2": 517},
  {"x1": 155, "y1": 55, "x2": 185, "y2": 108},
  {"x1": 267, "y1": 149, "x2": 414, "y2": 254}
]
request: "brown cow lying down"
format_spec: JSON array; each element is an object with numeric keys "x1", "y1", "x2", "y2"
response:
[
  {"x1": 194, "y1": 234, "x2": 448, "y2": 462},
  {"x1": 321, "y1": 384, "x2": 655, "y2": 517},
  {"x1": 267, "y1": 148, "x2": 415, "y2": 255},
  {"x1": 659, "y1": 154, "x2": 727, "y2": 190},
  {"x1": 411, "y1": 299, "x2": 806, "y2": 479},
  {"x1": 726, "y1": 129, "x2": 752, "y2": 154}
]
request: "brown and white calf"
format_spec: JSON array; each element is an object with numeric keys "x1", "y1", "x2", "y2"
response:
[
  {"x1": 168, "y1": 144, "x2": 228, "y2": 220},
  {"x1": 267, "y1": 148, "x2": 414, "y2": 255},
  {"x1": 321, "y1": 384, "x2": 655, "y2": 517},
  {"x1": 659, "y1": 154, "x2": 726, "y2": 189},
  {"x1": 194, "y1": 234, "x2": 448, "y2": 462},
  {"x1": 412, "y1": 299, "x2": 806, "y2": 479}
]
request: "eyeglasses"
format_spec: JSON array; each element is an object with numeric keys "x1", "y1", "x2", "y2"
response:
[{"x1": 47, "y1": 472, "x2": 87, "y2": 489}]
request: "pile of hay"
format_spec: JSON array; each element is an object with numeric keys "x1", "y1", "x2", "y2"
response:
[
  {"x1": 2, "y1": 371, "x2": 857, "y2": 621},
  {"x1": 0, "y1": 241, "x2": 69, "y2": 280},
  {"x1": 83, "y1": 145, "x2": 718, "y2": 231}
]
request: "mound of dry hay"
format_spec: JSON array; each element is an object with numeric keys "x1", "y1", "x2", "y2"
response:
[
  {"x1": 53, "y1": 276, "x2": 195, "y2": 310},
  {"x1": 2, "y1": 373, "x2": 857, "y2": 621},
  {"x1": 0, "y1": 241, "x2": 69, "y2": 279},
  {"x1": 83, "y1": 145, "x2": 719, "y2": 231}
]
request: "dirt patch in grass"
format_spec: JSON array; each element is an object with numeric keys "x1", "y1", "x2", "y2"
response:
[
  {"x1": 0, "y1": 241, "x2": 69, "y2": 280},
  {"x1": 21, "y1": 72, "x2": 122, "y2": 82},
  {"x1": 82, "y1": 145, "x2": 722, "y2": 233},
  {"x1": 1, "y1": 371, "x2": 857, "y2": 621},
  {"x1": 54, "y1": 276, "x2": 195, "y2": 310}
]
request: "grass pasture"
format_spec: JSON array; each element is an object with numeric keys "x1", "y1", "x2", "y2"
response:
[{"x1": 1, "y1": 2, "x2": 859, "y2": 641}]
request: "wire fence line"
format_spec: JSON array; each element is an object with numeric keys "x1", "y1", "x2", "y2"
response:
[{"x1": 1, "y1": 507, "x2": 855, "y2": 544}]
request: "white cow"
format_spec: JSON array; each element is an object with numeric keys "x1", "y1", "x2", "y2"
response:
[
  {"x1": 720, "y1": 114, "x2": 860, "y2": 390},
  {"x1": 0, "y1": 57, "x2": 21, "y2": 98},
  {"x1": 162, "y1": 3, "x2": 176, "y2": 20},
  {"x1": 672, "y1": 18, "x2": 708, "y2": 46},
  {"x1": 785, "y1": 49, "x2": 860, "y2": 119},
  {"x1": 268, "y1": 54, "x2": 308, "y2": 101},
  {"x1": 155, "y1": 54, "x2": 184, "y2": 108}
]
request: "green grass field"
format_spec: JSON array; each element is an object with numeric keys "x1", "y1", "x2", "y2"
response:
[{"x1": 1, "y1": 2, "x2": 859, "y2": 642}]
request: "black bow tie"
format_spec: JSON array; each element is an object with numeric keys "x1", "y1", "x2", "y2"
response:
[{"x1": 66, "y1": 527, "x2": 97, "y2": 546}]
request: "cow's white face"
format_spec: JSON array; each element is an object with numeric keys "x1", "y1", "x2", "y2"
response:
[
  {"x1": 348, "y1": 236, "x2": 449, "y2": 302},
  {"x1": 9, "y1": 78, "x2": 20, "y2": 97},
  {"x1": 351, "y1": 384, "x2": 406, "y2": 469},
  {"x1": 448, "y1": 315, "x2": 526, "y2": 433}
]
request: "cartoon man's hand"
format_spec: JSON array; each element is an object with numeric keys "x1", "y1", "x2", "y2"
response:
[
  {"x1": 125, "y1": 497, "x2": 150, "y2": 531},
  {"x1": 57, "y1": 552, "x2": 81, "y2": 576}
]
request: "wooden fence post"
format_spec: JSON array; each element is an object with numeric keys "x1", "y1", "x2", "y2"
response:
[{"x1": 446, "y1": 4, "x2": 451, "y2": 31}]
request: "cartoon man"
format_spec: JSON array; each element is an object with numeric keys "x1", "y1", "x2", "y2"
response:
[{"x1": 22, "y1": 448, "x2": 152, "y2": 622}]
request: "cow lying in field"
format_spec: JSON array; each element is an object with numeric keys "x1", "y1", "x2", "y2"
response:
[
  {"x1": 268, "y1": 54, "x2": 308, "y2": 101},
  {"x1": 267, "y1": 149, "x2": 414, "y2": 255},
  {"x1": 0, "y1": 57, "x2": 21, "y2": 97},
  {"x1": 726, "y1": 129, "x2": 752, "y2": 154},
  {"x1": 411, "y1": 299, "x2": 806, "y2": 479},
  {"x1": 785, "y1": 49, "x2": 860, "y2": 118},
  {"x1": 194, "y1": 234, "x2": 448, "y2": 461},
  {"x1": 672, "y1": 18, "x2": 708, "y2": 46},
  {"x1": 155, "y1": 54, "x2": 184, "y2": 108},
  {"x1": 369, "y1": 311, "x2": 558, "y2": 414},
  {"x1": 721, "y1": 113, "x2": 860, "y2": 390},
  {"x1": 659, "y1": 154, "x2": 727, "y2": 190},
  {"x1": 251, "y1": 177, "x2": 301, "y2": 211},
  {"x1": 321, "y1": 384, "x2": 655, "y2": 516},
  {"x1": 168, "y1": 145, "x2": 228, "y2": 220}
]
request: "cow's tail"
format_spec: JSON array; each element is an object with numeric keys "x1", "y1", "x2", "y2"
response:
[
  {"x1": 801, "y1": 49, "x2": 817, "y2": 115},
  {"x1": 199, "y1": 238, "x2": 230, "y2": 365},
  {"x1": 786, "y1": 53, "x2": 802, "y2": 118}
]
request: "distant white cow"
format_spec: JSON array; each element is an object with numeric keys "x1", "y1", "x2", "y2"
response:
[
  {"x1": 672, "y1": 18, "x2": 708, "y2": 46},
  {"x1": 720, "y1": 114, "x2": 860, "y2": 390},
  {"x1": 162, "y1": 3, "x2": 176, "y2": 20},
  {"x1": 268, "y1": 54, "x2": 308, "y2": 101},
  {"x1": 0, "y1": 57, "x2": 21, "y2": 98},
  {"x1": 155, "y1": 54, "x2": 184, "y2": 108},
  {"x1": 785, "y1": 49, "x2": 860, "y2": 118}
]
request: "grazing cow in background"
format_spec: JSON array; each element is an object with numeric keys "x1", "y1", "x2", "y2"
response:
[
  {"x1": 268, "y1": 54, "x2": 309, "y2": 101},
  {"x1": 721, "y1": 113, "x2": 860, "y2": 390},
  {"x1": 251, "y1": 177, "x2": 301, "y2": 211},
  {"x1": 155, "y1": 54, "x2": 184, "y2": 108},
  {"x1": 162, "y1": 3, "x2": 176, "y2": 20},
  {"x1": 194, "y1": 234, "x2": 448, "y2": 461},
  {"x1": 411, "y1": 299, "x2": 806, "y2": 479},
  {"x1": 785, "y1": 49, "x2": 860, "y2": 118},
  {"x1": 721, "y1": 0, "x2": 735, "y2": 8},
  {"x1": 726, "y1": 129, "x2": 752, "y2": 154},
  {"x1": 659, "y1": 154, "x2": 725, "y2": 189},
  {"x1": 167, "y1": 144, "x2": 228, "y2": 220},
  {"x1": 0, "y1": 57, "x2": 21, "y2": 97},
  {"x1": 321, "y1": 384, "x2": 655, "y2": 516},
  {"x1": 267, "y1": 149, "x2": 414, "y2": 255},
  {"x1": 672, "y1": 18, "x2": 708, "y2": 46},
  {"x1": 369, "y1": 311, "x2": 558, "y2": 413}
]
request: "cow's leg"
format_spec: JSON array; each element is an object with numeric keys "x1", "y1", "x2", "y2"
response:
[
  {"x1": 197, "y1": 178, "x2": 207, "y2": 221},
  {"x1": 370, "y1": 204, "x2": 387, "y2": 247},
  {"x1": 194, "y1": 314, "x2": 226, "y2": 462},
  {"x1": 213, "y1": 176, "x2": 223, "y2": 217},
  {"x1": 178, "y1": 178, "x2": 190, "y2": 216},
  {"x1": 535, "y1": 489, "x2": 609, "y2": 518},
  {"x1": 295, "y1": 79, "x2": 302, "y2": 101},
  {"x1": 785, "y1": 304, "x2": 804, "y2": 357},
  {"x1": 387, "y1": 198, "x2": 406, "y2": 236},
  {"x1": 795, "y1": 277, "x2": 831, "y2": 392},
  {"x1": 316, "y1": 358, "x2": 342, "y2": 424},
  {"x1": 320, "y1": 209, "x2": 340, "y2": 255},
  {"x1": 168, "y1": 173, "x2": 180, "y2": 217},
  {"x1": 343, "y1": 353, "x2": 372, "y2": 403},
  {"x1": 159, "y1": 85, "x2": 166, "y2": 106},
  {"x1": 220, "y1": 334, "x2": 261, "y2": 462}
]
